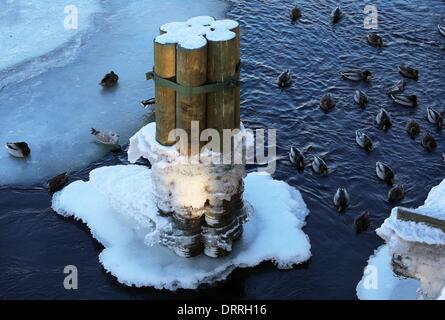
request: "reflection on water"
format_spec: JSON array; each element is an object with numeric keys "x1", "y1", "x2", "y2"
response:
[{"x1": 1, "y1": 0, "x2": 445, "y2": 299}]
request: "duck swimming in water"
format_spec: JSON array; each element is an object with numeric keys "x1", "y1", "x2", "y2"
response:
[
  {"x1": 354, "y1": 210, "x2": 370, "y2": 233},
  {"x1": 290, "y1": 6, "x2": 302, "y2": 22},
  {"x1": 277, "y1": 70, "x2": 292, "y2": 88},
  {"x1": 376, "y1": 161, "x2": 395, "y2": 185},
  {"x1": 91, "y1": 128, "x2": 120, "y2": 145},
  {"x1": 367, "y1": 33, "x2": 383, "y2": 47},
  {"x1": 399, "y1": 65, "x2": 419, "y2": 80},
  {"x1": 388, "y1": 184, "x2": 405, "y2": 203},
  {"x1": 391, "y1": 94, "x2": 418, "y2": 107},
  {"x1": 320, "y1": 93, "x2": 336, "y2": 112},
  {"x1": 100, "y1": 71, "x2": 119, "y2": 88},
  {"x1": 341, "y1": 69, "x2": 372, "y2": 82},
  {"x1": 289, "y1": 146, "x2": 305, "y2": 172},
  {"x1": 386, "y1": 79, "x2": 406, "y2": 96},
  {"x1": 354, "y1": 90, "x2": 368, "y2": 108},
  {"x1": 438, "y1": 24, "x2": 445, "y2": 36},
  {"x1": 5, "y1": 142, "x2": 31, "y2": 158},
  {"x1": 48, "y1": 172, "x2": 69, "y2": 195},
  {"x1": 406, "y1": 119, "x2": 420, "y2": 139},
  {"x1": 355, "y1": 130, "x2": 373, "y2": 152},
  {"x1": 421, "y1": 132, "x2": 437, "y2": 152},
  {"x1": 331, "y1": 6, "x2": 342, "y2": 23},
  {"x1": 376, "y1": 108, "x2": 392, "y2": 131},
  {"x1": 334, "y1": 187, "x2": 350, "y2": 212},
  {"x1": 427, "y1": 107, "x2": 442, "y2": 130},
  {"x1": 312, "y1": 155, "x2": 328, "y2": 176}
]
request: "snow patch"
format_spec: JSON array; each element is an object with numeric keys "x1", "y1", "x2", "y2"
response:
[
  {"x1": 206, "y1": 30, "x2": 236, "y2": 42},
  {"x1": 52, "y1": 165, "x2": 311, "y2": 290}
]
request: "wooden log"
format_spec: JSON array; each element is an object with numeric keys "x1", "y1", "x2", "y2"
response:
[
  {"x1": 206, "y1": 30, "x2": 238, "y2": 151},
  {"x1": 154, "y1": 34, "x2": 178, "y2": 145},
  {"x1": 176, "y1": 36, "x2": 208, "y2": 156},
  {"x1": 397, "y1": 207, "x2": 445, "y2": 233},
  {"x1": 210, "y1": 20, "x2": 241, "y2": 129}
]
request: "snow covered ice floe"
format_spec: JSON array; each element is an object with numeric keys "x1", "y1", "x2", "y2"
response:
[
  {"x1": 52, "y1": 165, "x2": 311, "y2": 290},
  {"x1": 51, "y1": 121, "x2": 311, "y2": 290},
  {"x1": 357, "y1": 177, "x2": 445, "y2": 300}
]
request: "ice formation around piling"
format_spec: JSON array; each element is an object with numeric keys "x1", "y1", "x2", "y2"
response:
[
  {"x1": 51, "y1": 123, "x2": 311, "y2": 290},
  {"x1": 357, "y1": 177, "x2": 445, "y2": 300}
]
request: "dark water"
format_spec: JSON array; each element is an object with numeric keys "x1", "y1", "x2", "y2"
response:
[{"x1": 1, "y1": 0, "x2": 445, "y2": 299}]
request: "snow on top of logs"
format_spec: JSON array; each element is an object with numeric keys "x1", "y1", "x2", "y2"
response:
[
  {"x1": 206, "y1": 29, "x2": 236, "y2": 42},
  {"x1": 210, "y1": 19, "x2": 239, "y2": 30},
  {"x1": 178, "y1": 35, "x2": 207, "y2": 50},
  {"x1": 155, "y1": 33, "x2": 179, "y2": 45},
  {"x1": 186, "y1": 15, "x2": 216, "y2": 26},
  {"x1": 160, "y1": 21, "x2": 188, "y2": 34}
]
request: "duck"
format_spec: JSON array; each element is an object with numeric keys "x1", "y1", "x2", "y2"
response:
[
  {"x1": 438, "y1": 24, "x2": 445, "y2": 36},
  {"x1": 91, "y1": 128, "x2": 120, "y2": 145},
  {"x1": 290, "y1": 6, "x2": 302, "y2": 22},
  {"x1": 277, "y1": 70, "x2": 292, "y2": 88},
  {"x1": 341, "y1": 69, "x2": 372, "y2": 82},
  {"x1": 355, "y1": 130, "x2": 373, "y2": 152},
  {"x1": 367, "y1": 33, "x2": 383, "y2": 47},
  {"x1": 406, "y1": 119, "x2": 420, "y2": 138},
  {"x1": 48, "y1": 172, "x2": 69, "y2": 195},
  {"x1": 391, "y1": 94, "x2": 418, "y2": 107},
  {"x1": 100, "y1": 71, "x2": 119, "y2": 88},
  {"x1": 427, "y1": 107, "x2": 442, "y2": 129},
  {"x1": 289, "y1": 146, "x2": 305, "y2": 172},
  {"x1": 331, "y1": 6, "x2": 342, "y2": 23},
  {"x1": 354, "y1": 210, "x2": 370, "y2": 233},
  {"x1": 5, "y1": 142, "x2": 31, "y2": 158},
  {"x1": 399, "y1": 65, "x2": 419, "y2": 80},
  {"x1": 388, "y1": 184, "x2": 405, "y2": 203},
  {"x1": 376, "y1": 161, "x2": 395, "y2": 185},
  {"x1": 312, "y1": 155, "x2": 328, "y2": 176},
  {"x1": 141, "y1": 98, "x2": 156, "y2": 109},
  {"x1": 320, "y1": 93, "x2": 336, "y2": 112},
  {"x1": 333, "y1": 187, "x2": 350, "y2": 212},
  {"x1": 421, "y1": 132, "x2": 437, "y2": 152},
  {"x1": 354, "y1": 90, "x2": 368, "y2": 108},
  {"x1": 386, "y1": 79, "x2": 406, "y2": 96},
  {"x1": 375, "y1": 108, "x2": 392, "y2": 131}
]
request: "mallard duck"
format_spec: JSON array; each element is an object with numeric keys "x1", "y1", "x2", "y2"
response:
[
  {"x1": 391, "y1": 94, "x2": 418, "y2": 107},
  {"x1": 277, "y1": 70, "x2": 292, "y2": 88},
  {"x1": 386, "y1": 79, "x2": 406, "y2": 96},
  {"x1": 399, "y1": 65, "x2": 419, "y2": 80},
  {"x1": 48, "y1": 172, "x2": 69, "y2": 195},
  {"x1": 406, "y1": 119, "x2": 420, "y2": 138},
  {"x1": 334, "y1": 187, "x2": 350, "y2": 212},
  {"x1": 100, "y1": 71, "x2": 119, "y2": 88},
  {"x1": 91, "y1": 128, "x2": 120, "y2": 145},
  {"x1": 141, "y1": 98, "x2": 155, "y2": 109},
  {"x1": 331, "y1": 6, "x2": 342, "y2": 23},
  {"x1": 341, "y1": 69, "x2": 372, "y2": 81},
  {"x1": 367, "y1": 33, "x2": 383, "y2": 47},
  {"x1": 438, "y1": 24, "x2": 445, "y2": 36},
  {"x1": 5, "y1": 142, "x2": 31, "y2": 158},
  {"x1": 320, "y1": 93, "x2": 336, "y2": 112},
  {"x1": 376, "y1": 108, "x2": 392, "y2": 131},
  {"x1": 376, "y1": 161, "x2": 395, "y2": 185},
  {"x1": 354, "y1": 210, "x2": 370, "y2": 233},
  {"x1": 290, "y1": 6, "x2": 302, "y2": 22},
  {"x1": 289, "y1": 146, "x2": 305, "y2": 172},
  {"x1": 427, "y1": 107, "x2": 442, "y2": 129},
  {"x1": 355, "y1": 130, "x2": 373, "y2": 152},
  {"x1": 354, "y1": 90, "x2": 368, "y2": 108},
  {"x1": 421, "y1": 132, "x2": 437, "y2": 152},
  {"x1": 312, "y1": 155, "x2": 328, "y2": 176},
  {"x1": 388, "y1": 185, "x2": 405, "y2": 203}
]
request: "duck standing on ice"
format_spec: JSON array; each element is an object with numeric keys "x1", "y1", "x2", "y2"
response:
[
  {"x1": 91, "y1": 128, "x2": 120, "y2": 145},
  {"x1": 100, "y1": 71, "x2": 119, "y2": 88},
  {"x1": 5, "y1": 142, "x2": 31, "y2": 158}
]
